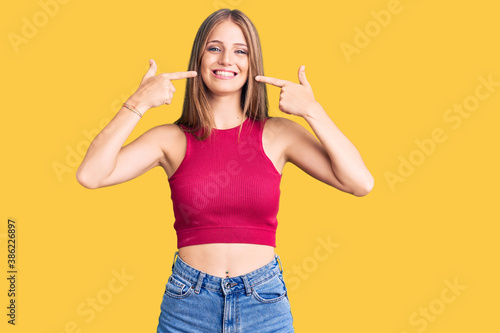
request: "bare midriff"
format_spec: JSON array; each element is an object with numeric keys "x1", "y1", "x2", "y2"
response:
[{"x1": 178, "y1": 243, "x2": 276, "y2": 278}]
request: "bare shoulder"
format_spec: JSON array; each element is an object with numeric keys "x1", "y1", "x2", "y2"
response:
[
  {"x1": 263, "y1": 117, "x2": 308, "y2": 165},
  {"x1": 145, "y1": 122, "x2": 184, "y2": 139},
  {"x1": 148, "y1": 123, "x2": 187, "y2": 176},
  {"x1": 264, "y1": 116, "x2": 309, "y2": 144},
  {"x1": 140, "y1": 123, "x2": 182, "y2": 147},
  {"x1": 265, "y1": 116, "x2": 306, "y2": 133},
  {"x1": 265, "y1": 116, "x2": 320, "y2": 164},
  {"x1": 148, "y1": 122, "x2": 185, "y2": 150}
]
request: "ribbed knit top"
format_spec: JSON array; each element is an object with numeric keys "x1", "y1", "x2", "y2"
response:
[{"x1": 168, "y1": 117, "x2": 282, "y2": 248}]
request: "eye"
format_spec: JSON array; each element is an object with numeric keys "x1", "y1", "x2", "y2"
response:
[
  {"x1": 236, "y1": 50, "x2": 247, "y2": 54},
  {"x1": 208, "y1": 46, "x2": 221, "y2": 52}
]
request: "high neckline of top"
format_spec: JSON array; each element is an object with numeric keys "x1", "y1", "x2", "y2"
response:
[{"x1": 212, "y1": 117, "x2": 250, "y2": 131}]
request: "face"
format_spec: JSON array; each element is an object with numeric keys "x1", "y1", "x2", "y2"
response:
[{"x1": 200, "y1": 20, "x2": 249, "y2": 98}]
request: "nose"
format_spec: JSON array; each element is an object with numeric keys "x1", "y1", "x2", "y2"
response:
[{"x1": 218, "y1": 49, "x2": 233, "y2": 66}]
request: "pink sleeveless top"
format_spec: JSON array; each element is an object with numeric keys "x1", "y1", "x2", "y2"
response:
[{"x1": 168, "y1": 117, "x2": 282, "y2": 248}]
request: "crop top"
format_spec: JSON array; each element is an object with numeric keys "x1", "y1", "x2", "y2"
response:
[{"x1": 168, "y1": 117, "x2": 282, "y2": 248}]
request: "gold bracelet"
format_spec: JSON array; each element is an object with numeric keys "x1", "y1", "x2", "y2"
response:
[{"x1": 122, "y1": 102, "x2": 143, "y2": 118}]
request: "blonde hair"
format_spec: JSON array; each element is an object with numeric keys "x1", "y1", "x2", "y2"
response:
[{"x1": 174, "y1": 9, "x2": 269, "y2": 141}]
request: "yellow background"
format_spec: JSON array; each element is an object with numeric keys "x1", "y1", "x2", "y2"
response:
[{"x1": 1, "y1": 0, "x2": 499, "y2": 332}]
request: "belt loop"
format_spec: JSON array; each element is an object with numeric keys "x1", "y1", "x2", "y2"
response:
[
  {"x1": 275, "y1": 254, "x2": 283, "y2": 274},
  {"x1": 241, "y1": 274, "x2": 252, "y2": 296},
  {"x1": 172, "y1": 251, "x2": 179, "y2": 270},
  {"x1": 194, "y1": 271, "x2": 205, "y2": 294}
]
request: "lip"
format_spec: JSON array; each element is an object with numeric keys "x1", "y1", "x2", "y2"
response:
[{"x1": 211, "y1": 69, "x2": 238, "y2": 80}]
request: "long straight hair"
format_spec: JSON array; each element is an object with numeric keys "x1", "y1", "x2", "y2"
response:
[{"x1": 174, "y1": 9, "x2": 269, "y2": 141}]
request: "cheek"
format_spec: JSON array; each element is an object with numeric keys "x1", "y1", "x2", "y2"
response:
[
  {"x1": 239, "y1": 62, "x2": 249, "y2": 77},
  {"x1": 200, "y1": 71, "x2": 211, "y2": 87},
  {"x1": 200, "y1": 69, "x2": 207, "y2": 81},
  {"x1": 242, "y1": 69, "x2": 249, "y2": 80},
  {"x1": 200, "y1": 58, "x2": 210, "y2": 73},
  {"x1": 200, "y1": 62, "x2": 211, "y2": 79}
]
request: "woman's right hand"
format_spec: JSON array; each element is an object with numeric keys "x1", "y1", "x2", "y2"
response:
[{"x1": 128, "y1": 59, "x2": 197, "y2": 113}]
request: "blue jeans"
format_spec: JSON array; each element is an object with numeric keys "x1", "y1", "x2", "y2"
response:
[{"x1": 156, "y1": 251, "x2": 295, "y2": 332}]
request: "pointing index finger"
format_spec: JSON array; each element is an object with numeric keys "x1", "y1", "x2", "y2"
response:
[
  {"x1": 255, "y1": 75, "x2": 287, "y2": 87},
  {"x1": 165, "y1": 71, "x2": 198, "y2": 80}
]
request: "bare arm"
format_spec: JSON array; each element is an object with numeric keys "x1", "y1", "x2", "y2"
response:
[
  {"x1": 75, "y1": 59, "x2": 197, "y2": 189},
  {"x1": 76, "y1": 100, "x2": 157, "y2": 189},
  {"x1": 256, "y1": 65, "x2": 374, "y2": 196},
  {"x1": 285, "y1": 105, "x2": 374, "y2": 196}
]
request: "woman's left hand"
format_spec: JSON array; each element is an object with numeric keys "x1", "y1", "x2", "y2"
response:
[{"x1": 255, "y1": 65, "x2": 319, "y2": 118}]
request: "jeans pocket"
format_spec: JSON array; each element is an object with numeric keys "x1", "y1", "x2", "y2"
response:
[
  {"x1": 164, "y1": 273, "x2": 194, "y2": 299},
  {"x1": 251, "y1": 273, "x2": 288, "y2": 304}
]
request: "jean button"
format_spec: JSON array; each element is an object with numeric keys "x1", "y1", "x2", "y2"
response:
[{"x1": 225, "y1": 282, "x2": 231, "y2": 288}]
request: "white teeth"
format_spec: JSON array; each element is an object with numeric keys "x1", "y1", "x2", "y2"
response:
[{"x1": 214, "y1": 70, "x2": 236, "y2": 77}]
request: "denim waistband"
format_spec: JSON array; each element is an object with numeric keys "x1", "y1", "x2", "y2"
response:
[{"x1": 170, "y1": 251, "x2": 284, "y2": 296}]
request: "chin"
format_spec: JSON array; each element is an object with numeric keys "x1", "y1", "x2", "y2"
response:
[
  {"x1": 206, "y1": 83, "x2": 246, "y2": 96},
  {"x1": 210, "y1": 89, "x2": 243, "y2": 96}
]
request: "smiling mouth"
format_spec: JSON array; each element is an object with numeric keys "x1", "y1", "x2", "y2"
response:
[{"x1": 212, "y1": 70, "x2": 238, "y2": 77}]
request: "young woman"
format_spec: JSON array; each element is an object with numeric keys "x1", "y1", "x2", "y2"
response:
[{"x1": 76, "y1": 8, "x2": 373, "y2": 333}]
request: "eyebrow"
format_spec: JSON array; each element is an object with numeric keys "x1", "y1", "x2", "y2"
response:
[{"x1": 207, "y1": 39, "x2": 248, "y2": 47}]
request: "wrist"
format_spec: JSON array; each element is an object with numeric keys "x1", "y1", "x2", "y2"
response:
[
  {"x1": 125, "y1": 95, "x2": 150, "y2": 115},
  {"x1": 303, "y1": 101, "x2": 324, "y2": 120}
]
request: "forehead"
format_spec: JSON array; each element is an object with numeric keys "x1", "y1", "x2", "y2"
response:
[{"x1": 207, "y1": 20, "x2": 246, "y2": 44}]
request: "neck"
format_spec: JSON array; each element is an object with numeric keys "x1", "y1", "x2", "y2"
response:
[{"x1": 207, "y1": 92, "x2": 246, "y2": 129}]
